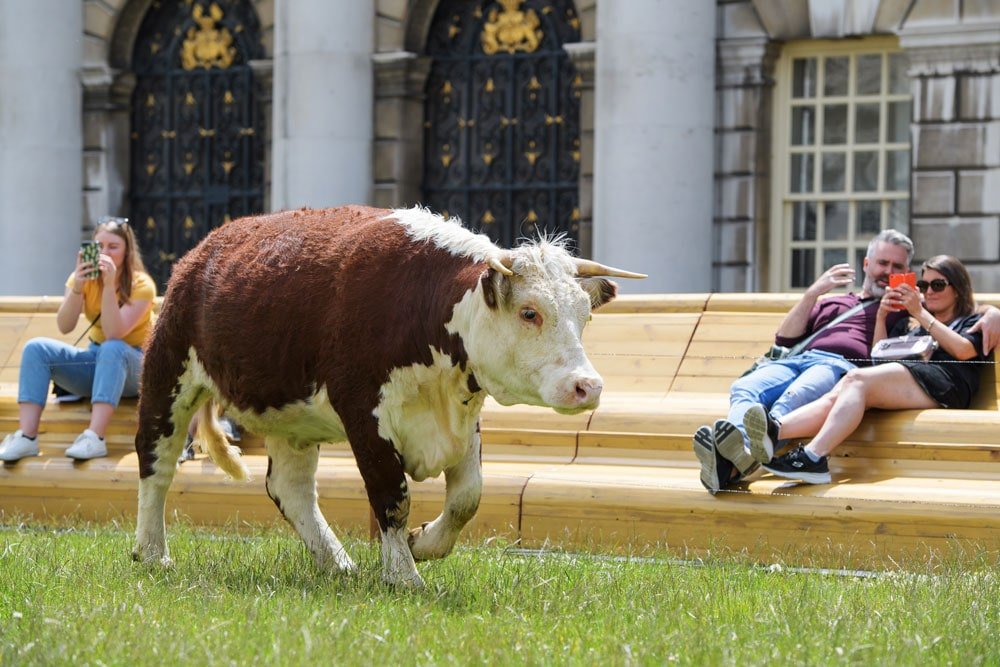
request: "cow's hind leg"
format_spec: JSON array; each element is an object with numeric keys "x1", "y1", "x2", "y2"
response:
[
  {"x1": 409, "y1": 428, "x2": 482, "y2": 561},
  {"x1": 134, "y1": 376, "x2": 210, "y2": 566},
  {"x1": 265, "y1": 437, "x2": 355, "y2": 574}
]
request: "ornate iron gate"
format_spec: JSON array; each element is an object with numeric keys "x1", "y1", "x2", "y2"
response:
[
  {"x1": 129, "y1": 0, "x2": 265, "y2": 289},
  {"x1": 423, "y1": 0, "x2": 582, "y2": 248}
]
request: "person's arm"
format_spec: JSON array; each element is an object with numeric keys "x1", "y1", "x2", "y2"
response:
[
  {"x1": 56, "y1": 251, "x2": 91, "y2": 334},
  {"x1": 969, "y1": 304, "x2": 1000, "y2": 355},
  {"x1": 900, "y1": 287, "x2": 976, "y2": 360},
  {"x1": 776, "y1": 263, "x2": 855, "y2": 339}
]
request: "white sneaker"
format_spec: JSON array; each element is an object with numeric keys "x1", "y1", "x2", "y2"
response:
[
  {"x1": 65, "y1": 429, "x2": 107, "y2": 460},
  {"x1": 0, "y1": 430, "x2": 40, "y2": 462}
]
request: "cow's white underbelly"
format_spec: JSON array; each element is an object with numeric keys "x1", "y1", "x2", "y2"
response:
[
  {"x1": 374, "y1": 349, "x2": 485, "y2": 482},
  {"x1": 185, "y1": 350, "x2": 348, "y2": 445}
]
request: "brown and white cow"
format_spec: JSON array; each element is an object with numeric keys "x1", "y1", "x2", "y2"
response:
[{"x1": 132, "y1": 205, "x2": 643, "y2": 587}]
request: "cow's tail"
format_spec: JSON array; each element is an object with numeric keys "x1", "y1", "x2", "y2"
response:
[{"x1": 195, "y1": 401, "x2": 250, "y2": 481}]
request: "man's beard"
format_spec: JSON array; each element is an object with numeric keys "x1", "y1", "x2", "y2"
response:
[{"x1": 865, "y1": 279, "x2": 885, "y2": 298}]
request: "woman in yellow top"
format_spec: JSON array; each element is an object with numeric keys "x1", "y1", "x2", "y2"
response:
[{"x1": 0, "y1": 217, "x2": 156, "y2": 462}]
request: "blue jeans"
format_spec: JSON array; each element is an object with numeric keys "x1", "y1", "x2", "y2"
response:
[
  {"x1": 17, "y1": 337, "x2": 142, "y2": 407},
  {"x1": 727, "y1": 349, "x2": 856, "y2": 447}
]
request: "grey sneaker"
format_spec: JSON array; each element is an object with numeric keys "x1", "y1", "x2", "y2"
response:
[
  {"x1": 713, "y1": 419, "x2": 759, "y2": 478},
  {"x1": 692, "y1": 425, "x2": 735, "y2": 496},
  {"x1": 65, "y1": 429, "x2": 107, "y2": 460},
  {"x1": 745, "y1": 404, "x2": 779, "y2": 464},
  {"x1": 0, "y1": 430, "x2": 40, "y2": 462}
]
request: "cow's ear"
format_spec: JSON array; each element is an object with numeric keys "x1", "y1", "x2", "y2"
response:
[
  {"x1": 579, "y1": 277, "x2": 618, "y2": 310},
  {"x1": 481, "y1": 268, "x2": 511, "y2": 310}
]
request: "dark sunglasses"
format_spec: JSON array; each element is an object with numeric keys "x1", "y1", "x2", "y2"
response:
[{"x1": 917, "y1": 279, "x2": 950, "y2": 293}]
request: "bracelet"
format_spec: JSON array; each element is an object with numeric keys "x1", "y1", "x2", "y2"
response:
[{"x1": 927, "y1": 318, "x2": 936, "y2": 332}]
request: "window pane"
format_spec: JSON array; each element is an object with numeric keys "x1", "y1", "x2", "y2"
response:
[
  {"x1": 855, "y1": 103, "x2": 880, "y2": 143},
  {"x1": 887, "y1": 101, "x2": 911, "y2": 143},
  {"x1": 856, "y1": 201, "x2": 881, "y2": 235},
  {"x1": 792, "y1": 248, "x2": 816, "y2": 288},
  {"x1": 824, "y1": 57, "x2": 849, "y2": 96},
  {"x1": 888, "y1": 199, "x2": 909, "y2": 228},
  {"x1": 790, "y1": 154, "x2": 814, "y2": 193},
  {"x1": 824, "y1": 202, "x2": 849, "y2": 240},
  {"x1": 885, "y1": 149, "x2": 910, "y2": 191},
  {"x1": 888, "y1": 53, "x2": 909, "y2": 94},
  {"x1": 822, "y1": 152, "x2": 846, "y2": 192},
  {"x1": 792, "y1": 201, "x2": 817, "y2": 240},
  {"x1": 823, "y1": 247, "x2": 848, "y2": 269},
  {"x1": 793, "y1": 58, "x2": 817, "y2": 98},
  {"x1": 856, "y1": 54, "x2": 882, "y2": 95},
  {"x1": 791, "y1": 106, "x2": 815, "y2": 145},
  {"x1": 854, "y1": 248, "x2": 867, "y2": 279},
  {"x1": 823, "y1": 104, "x2": 848, "y2": 144},
  {"x1": 853, "y1": 151, "x2": 878, "y2": 192}
]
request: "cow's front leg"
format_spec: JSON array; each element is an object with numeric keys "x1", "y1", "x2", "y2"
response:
[
  {"x1": 409, "y1": 427, "x2": 482, "y2": 561},
  {"x1": 265, "y1": 437, "x2": 355, "y2": 574}
]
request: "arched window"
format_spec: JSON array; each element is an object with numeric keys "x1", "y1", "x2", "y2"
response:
[
  {"x1": 129, "y1": 0, "x2": 265, "y2": 288},
  {"x1": 423, "y1": 0, "x2": 582, "y2": 248}
]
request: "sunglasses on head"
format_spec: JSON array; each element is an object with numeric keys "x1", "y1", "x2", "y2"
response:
[
  {"x1": 917, "y1": 279, "x2": 950, "y2": 293},
  {"x1": 97, "y1": 216, "x2": 129, "y2": 230}
]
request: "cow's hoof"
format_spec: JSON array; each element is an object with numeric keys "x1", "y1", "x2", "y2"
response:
[
  {"x1": 408, "y1": 523, "x2": 455, "y2": 561},
  {"x1": 131, "y1": 546, "x2": 173, "y2": 568},
  {"x1": 383, "y1": 570, "x2": 425, "y2": 589}
]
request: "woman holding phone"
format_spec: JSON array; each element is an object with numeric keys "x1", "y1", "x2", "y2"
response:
[{"x1": 0, "y1": 217, "x2": 156, "y2": 462}]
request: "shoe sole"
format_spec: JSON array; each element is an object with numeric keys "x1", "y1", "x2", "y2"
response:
[
  {"x1": 691, "y1": 426, "x2": 719, "y2": 495},
  {"x1": 713, "y1": 419, "x2": 758, "y2": 477},
  {"x1": 761, "y1": 464, "x2": 831, "y2": 485},
  {"x1": 66, "y1": 449, "x2": 107, "y2": 461},
  {"x1": 744, "y1": 405, "x2": 775, "y2": 464},
  {"x1": 0, "y1": 451, "x2": 39, "y2": 463}
]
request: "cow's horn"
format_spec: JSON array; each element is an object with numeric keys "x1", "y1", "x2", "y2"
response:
[
  {"x1": 573, "y1": 258, "x2": 647, "y2": 279},
  {"x1": 488, "y1": 254, "x2": 514, "y2": 276}
]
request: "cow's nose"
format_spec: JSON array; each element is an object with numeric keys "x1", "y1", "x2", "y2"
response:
[{"x1": 573, "y1": 377, "x2": 603, "y2": 406}]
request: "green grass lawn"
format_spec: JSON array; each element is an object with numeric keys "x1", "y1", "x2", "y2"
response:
[{"x1": 1, "y1": 520, "x2": 997, "y2": 665}]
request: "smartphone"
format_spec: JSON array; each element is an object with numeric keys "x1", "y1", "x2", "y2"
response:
[
  {"x1": 80, "y1": 241, "x2": 100, "y2": 279},
  {"x1": 888, "y1": 272, "x2": 916, "y2": 310}
]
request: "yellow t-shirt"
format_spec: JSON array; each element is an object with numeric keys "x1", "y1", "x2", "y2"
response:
[{"x1": 65, "y1": 271, "x2": 157, "y2": 347}]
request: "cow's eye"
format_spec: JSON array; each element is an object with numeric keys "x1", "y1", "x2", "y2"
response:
[{"x1": 520, "y1": 308, "x2": 541, "y2": 325}]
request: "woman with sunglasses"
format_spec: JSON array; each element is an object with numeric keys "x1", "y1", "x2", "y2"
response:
[
  {"x1": 0, "y1": 217, "x2": 156, "y2": 462},
  {"x1": 742, "y1": 255, "x2": 986, "y2": 484}
]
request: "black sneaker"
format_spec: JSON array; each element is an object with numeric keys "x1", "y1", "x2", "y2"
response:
[
  {"x1": 745, "y1": 404, "x2": 780, "y2": 464},
  {"x1": 178, "y1": 434, "x2": 195, "y2": 463},
  {"x1": 762, "y1": 445, "x2": 831, "y2": 484},
  {"x1": 713, "y1": 419, "x2": 759, "y2": 478},
  {"x1": 692, "y1": 425, "x2": 735, "y2": 495}
]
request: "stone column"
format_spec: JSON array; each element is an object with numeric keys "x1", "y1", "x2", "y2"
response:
[
  {"x1": 372, "y1": 51, "x2": 431, "y2": 209},
  {"x1": 271, "y1": 0, "x2": 374, "y2": 209},
  {"x1": 592, "y1": 0, "x2": 716, "y2": 293},
  {"x1": 902, "y1": 23, "x2": 1000, "y2": 289},
  {"x1": 0, "y1": 0, "x2": 83, "y2": 296}
]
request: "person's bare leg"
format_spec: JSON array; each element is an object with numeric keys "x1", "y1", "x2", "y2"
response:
[
  {"x1": 18, "y1": 402, "x2": 43, "y2": 438},
  {"x1": 88, "y1": 402, "x2": 115, "y2": 438},
  {"x1": 799, "y1": 364, "x2": 936, "y2": 457},
  {"x1": 773, "y1": 391, "x2": 839, "y2": 441}
]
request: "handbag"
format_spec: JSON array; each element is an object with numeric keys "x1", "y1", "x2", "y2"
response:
[
  {"x1": 871, "y1": 334, "x2": 938, "y2": 362},
  {"x1": 741, "y1": 299, "x2": 870, "y2": 377}
]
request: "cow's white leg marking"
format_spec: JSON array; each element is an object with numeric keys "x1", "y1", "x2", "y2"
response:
[
  {"x1": 133, "y1": 476, "x2": 174, "y2": 566},
  {"x1": 133, "y1": 361, "x2": 210, "y2": 567},
  {"x1": 409, "y1": 428, "x2": 482, "y2": 561},
  {"x1": 382, "y1": 523, "x2": 424, "y2": 589},
  {"x1": 265, "y1": 437, "x2": 355, "y2": 574}
]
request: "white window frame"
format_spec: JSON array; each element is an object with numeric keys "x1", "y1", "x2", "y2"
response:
[{"x1": 769, "y1": 37, "x2": 912, "y2": 291}]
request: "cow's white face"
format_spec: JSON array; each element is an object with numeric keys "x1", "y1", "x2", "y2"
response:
[{"x1": 446, "y1": 244, "x2": 615, "y2": 415}]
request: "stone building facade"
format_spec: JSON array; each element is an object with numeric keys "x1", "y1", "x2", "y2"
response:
[{"x1": 0, "y1": 0, "x2": 996, "y2": 295}]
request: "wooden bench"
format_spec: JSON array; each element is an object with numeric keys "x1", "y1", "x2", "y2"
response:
[{"x1": 1, "y1": 294, "x2": 999, "y2": 568}]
